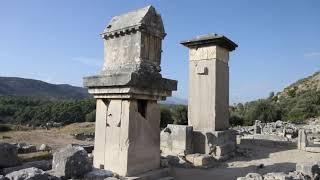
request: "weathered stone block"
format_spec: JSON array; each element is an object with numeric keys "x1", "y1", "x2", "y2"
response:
[
  {"x1": 160, "y1": 124, "x2": 193, "y2": 155},
  {"x1": 93, "y1": 100, "x2": 161, "y2": 176},
  {"x1": 52, "y1": 146, "x2": 92, "y2": 178},
  {"x1": 298, "y1": 129, "x2": 307, "y2": 150},
  {"x1": 0, "y1": 143, "x2": 20, "y2": 168},
  {"x1": 185, "y1": 154, "x2": 216, "y2": 167},
  {"x1": 192, "y1": 130, "x2": 236, "y2": 158},
  {"x1": 296, "y1": 162, "x2": 320, "y2": 178}
]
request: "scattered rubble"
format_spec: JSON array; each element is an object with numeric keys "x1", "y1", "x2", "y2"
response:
[
  {"x1": 15, "y1": 143, "x2": 37, "y2": 154},
  {"x1": 71, "y1": 144, "x2": 94, "y2": 153},
  {"x1": 237, "y1": 161, "x2": 320, "y2": 180},
  {"x1": 254, "y1": 120, "x2": 298, "y2": 139},
  {"x1": 45, "y1": 121, "x2": 63, "y2": 129},
  {"x1": 5, "y1": 167, "x2": 50, "y2": 180},
  {"x1": 72, "y1": 132, "x2": 94, "y2": 141},
  {"x1": 38, "y1": 144, "x2": 51, "y2": 152}
]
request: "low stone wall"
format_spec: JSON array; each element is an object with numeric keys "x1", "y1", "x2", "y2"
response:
[{"x1": 298, "y1": 129, "x2": 320, "y2": 153}]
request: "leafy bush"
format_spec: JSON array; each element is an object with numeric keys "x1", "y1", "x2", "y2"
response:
[
  {"x1": 171, "y1": 105, "x2": 188, "y2": 125},
  {"x1": 85, "y1": 110, "x2": 96, "y2": 122},
  {"x1": 160, "y1": 106, "x2": 173, "y2": 128},
  {"x1": 0, "y1": 124, "x2": 12, "y2": 132}
]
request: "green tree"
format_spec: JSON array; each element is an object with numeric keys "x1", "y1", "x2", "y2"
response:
[
  {"x1": 171, "y1": 105, "x2": 188, "y2": 125},
  {"x1": 160, "y1": 107, "x2": 173, "y2": 128}
]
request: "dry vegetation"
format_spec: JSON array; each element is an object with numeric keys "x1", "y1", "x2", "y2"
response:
[{"x1": 0, "y1": 122, "x2": 95, "y2": 151}]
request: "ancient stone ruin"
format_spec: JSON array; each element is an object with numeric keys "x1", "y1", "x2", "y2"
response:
[
  {"x1": 298, "y1": 127, "x2": 320, "y2": 153},
  {"x1": 3, "y1": 4, "x2": 320, "y2": 180},
  {"x1": 181, "y1": 34, "x2": 238, "y2": 159},
  {"x1": 160, "y1": 34, "x2": 238, "y2": 168},
  {"x1": 84, "y1": 5, "x2": 177, "y2": 178}
]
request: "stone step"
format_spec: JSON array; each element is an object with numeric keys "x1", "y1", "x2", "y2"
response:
[{"x1": 157, "y1": 176, "x2": 174, "y2": 180}]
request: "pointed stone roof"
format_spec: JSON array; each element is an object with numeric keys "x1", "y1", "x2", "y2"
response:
[{"x1": 102, "y1": 5, "x2": 165, "y2": 39}]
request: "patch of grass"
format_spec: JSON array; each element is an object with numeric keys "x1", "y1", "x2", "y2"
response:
[{"x1": 57, "y1": 122, "x2": 95, "y2": 135}]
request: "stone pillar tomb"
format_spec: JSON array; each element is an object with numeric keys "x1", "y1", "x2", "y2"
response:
[
  {"x1": 181, "y1": 34, "x2": 238, "y2": 159},
  {"x1": 84, "y1": 6, "x2": 177, "y2": 177}
]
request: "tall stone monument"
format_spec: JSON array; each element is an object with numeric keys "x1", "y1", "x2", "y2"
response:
[
  {"x1": 181, "y1": 34, "x2": 238, "y2": 159},
  {"x1": 84, "y1": 6, "x2": 177, "y2": 177}
]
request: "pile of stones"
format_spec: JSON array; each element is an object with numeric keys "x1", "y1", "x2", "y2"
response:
[
  {"x1": 0, "y1": 142, "x2": 119, "y2": 180},
  {"x1": 304, "y1": 117, "x2": 320, "y2": 133},
  {"x1": 14, "y1": 143, "x2": 37, "y2": 154},
  {"x1": 72, "y1": 132, "x2": 95, "y2": 141},
  {"x1": 237, "y1": 162, "x2": 320, "y2": 180},
  {"x1": 254, "y1": 120, "x2": 299, "y2": 139}
]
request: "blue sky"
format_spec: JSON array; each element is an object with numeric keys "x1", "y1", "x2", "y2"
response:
[{"x1": 0, "y1": 0, "x2": 319, "y2": 103}]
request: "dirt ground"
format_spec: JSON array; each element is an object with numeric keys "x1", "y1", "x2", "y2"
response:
[
  {"x1": 2, "y1": 123, "x2": 320, "y2": 180},
  {"x1": 0, "y1": 122, "x2": 94, "y2": 151},
  {"x1": 172, "y1": 139, "x2": 320, "y2": 180}
]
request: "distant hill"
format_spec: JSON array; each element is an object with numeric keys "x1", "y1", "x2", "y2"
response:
[
  {"x1": 0, "y1": 77, "x2": 89, "y2": 99},
  {"x1": 0, "y1": 77, "x2": 188, "y2": 104},
  {"x1": 163, "y1": 96, "x2": 188, "y2": 105},
  {"x1": 230, "y1": 70, "x2": 320, "y2": 126},
  {"x1": 277, "y1": 71, "x2": 320, "y2": 99}
]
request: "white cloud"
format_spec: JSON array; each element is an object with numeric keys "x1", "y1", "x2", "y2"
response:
[
  {"x1": 304, "y1": 52, "x2": 320, "y2": 58},
  {"x1": 71, "y1": 57, "x2": 102, "y2": 67}
]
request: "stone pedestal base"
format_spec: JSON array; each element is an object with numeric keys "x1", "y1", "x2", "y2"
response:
[
  {"x1": 125, "y1": 168, "x2": 173, "y2": 180},
  {"x1": 160, "y1": 124, "x2": 193, "y2": 155},
  {"x1": 192, "y1": 129, "x2": 236, "y2": 160},
  {"x1": 93, "y1": 99, "x2": 161, "y2": 176}
]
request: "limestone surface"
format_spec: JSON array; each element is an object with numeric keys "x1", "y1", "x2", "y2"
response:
[
  {"x1": 160, "y1": 124, "x2": 193, "y2": 155},
  {"x1": 52, "y1": 146, "x2": 92, "y2": 178},
  {"x1": 84, "y1": 5, "x2": 176, "y2": 178},
  {"x1": 5, "y1": 167, "x2": 49, "y2": 180}
]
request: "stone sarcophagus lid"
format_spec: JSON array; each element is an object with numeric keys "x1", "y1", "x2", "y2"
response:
[
  {"x1": 101, "y1": 5, "x2": 165, "y2": 76},
  {"x1": 83, "y1": 5, "x2": 177, "y2": 177}
]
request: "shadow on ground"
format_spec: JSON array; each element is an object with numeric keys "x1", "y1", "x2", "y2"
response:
[
  {"x1": 172, "y1": 138, "x2": 298, "y2": 180},
  {"x1": 232, "y1": 138, "x2": 297, "y2": 162},
  {"x1": 172, "y1": 162, "x2": 296, "y2": 180}
]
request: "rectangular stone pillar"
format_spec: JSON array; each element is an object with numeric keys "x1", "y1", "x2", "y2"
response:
[
  {"x1": 181, "y1": 34, "x2": 238, "y2": 159},
  {"x1": 188, "y1": 45, "x2": 230, "y2": 131}
]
